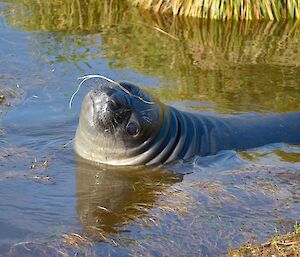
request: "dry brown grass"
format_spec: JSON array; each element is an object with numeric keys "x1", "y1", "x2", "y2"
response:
[
  {"x1": 131, "y1": 0, "x2": 300, "y2": 20},
  {"x1": 228, "y1": 222, "x2": 300, "y2": 256}
]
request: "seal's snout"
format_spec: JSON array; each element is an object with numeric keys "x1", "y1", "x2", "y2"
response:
[
  {"x1": 89, "y1": 87, "x2": 130, "y2": 132},
  {"x1": 90, "y1": 87, "x2": 126, "y2": 112}
]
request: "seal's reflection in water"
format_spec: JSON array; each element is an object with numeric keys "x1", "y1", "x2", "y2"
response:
[{"x1": 76, "y1": 158, "x2": 183, "y2": 236}]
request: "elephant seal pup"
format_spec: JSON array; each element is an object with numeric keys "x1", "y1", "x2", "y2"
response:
[{"x1": 74, "y1": 81, "x2": 300, "y2": 166}]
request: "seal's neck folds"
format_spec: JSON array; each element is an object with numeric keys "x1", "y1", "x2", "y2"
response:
[{"x1": 75, "y1": 99, "x2": 300, "y2": 166}]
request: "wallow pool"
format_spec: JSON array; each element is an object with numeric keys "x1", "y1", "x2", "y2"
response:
[{"x1": 0, "y1": 1, "x2": 299, "y2": 256}]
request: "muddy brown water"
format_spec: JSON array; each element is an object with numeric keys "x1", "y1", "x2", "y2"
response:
[{"x1": 0, "y1": 1, "x2": 299, "y2": 256}]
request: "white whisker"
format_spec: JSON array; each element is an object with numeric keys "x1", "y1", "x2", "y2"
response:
[{"x1": 69, "y1": 74, "x2": 155, "y2": 109}]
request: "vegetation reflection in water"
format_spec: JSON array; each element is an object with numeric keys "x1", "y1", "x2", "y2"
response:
[
  {"x1": 2, "y1": 0, "x2": 300, "y2": 113},
  {"x1": 0, "y1": 0, "x2": 300, "y2": 256}
]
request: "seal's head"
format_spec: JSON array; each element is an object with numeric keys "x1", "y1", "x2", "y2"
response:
[{"x1": 74, "y1": 81, "x2": 165, "y2": 165}]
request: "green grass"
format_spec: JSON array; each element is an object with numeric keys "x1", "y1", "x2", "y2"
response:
[{"x1": 130, "y1": 0, "x2": 300, "y2": 20}]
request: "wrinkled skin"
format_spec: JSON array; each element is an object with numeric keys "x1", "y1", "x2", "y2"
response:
[{"x1": 74, "y1": 81, "x2": 300, "y2": 166}]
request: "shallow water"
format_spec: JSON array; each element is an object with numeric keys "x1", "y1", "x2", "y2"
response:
[{"x1": 0, "y1": 1, "x2": 299, "y2": 256}]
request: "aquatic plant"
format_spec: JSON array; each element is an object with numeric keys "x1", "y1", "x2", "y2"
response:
[{"x1": 130, "y1": 0, "x2": 300, "y2": 20}]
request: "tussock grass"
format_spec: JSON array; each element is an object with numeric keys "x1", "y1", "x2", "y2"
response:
[
  {"x1": 228, "y1": 222, "x2": 300, "y2": 256},
  {"x1": 131, "y1": 0, "x2": 300, "y2": 20}
]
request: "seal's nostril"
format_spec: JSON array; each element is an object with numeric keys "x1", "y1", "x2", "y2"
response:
[
  {"x1": 108, "y1": 100, "x2": 117, "y2": 110},
  {"x1": 108, "y1": 99, "x2": 122, "y2": 111}
]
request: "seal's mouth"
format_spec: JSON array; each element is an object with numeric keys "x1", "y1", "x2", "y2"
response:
[{"x1": 89, "y1": 86, "x2": 131, "y2": 133}]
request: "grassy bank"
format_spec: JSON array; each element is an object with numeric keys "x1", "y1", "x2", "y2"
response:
[
  {"x1": 130, "y1": 0, "x2": 300, "y2": 20},
  {"x1": 229, "y1": 222, "x2": 300, "y2": 256}
]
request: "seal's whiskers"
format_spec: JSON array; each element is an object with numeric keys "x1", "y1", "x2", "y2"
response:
[{"x1": 69, "y1": 74, "x2": 155, "y2": 109}]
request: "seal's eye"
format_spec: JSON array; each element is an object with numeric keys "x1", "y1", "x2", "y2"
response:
[{"x1": 126, "y1": 121, "x2": 139, "y2": 136}]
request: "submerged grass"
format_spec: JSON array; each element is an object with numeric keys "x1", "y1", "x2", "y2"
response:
[
  {"x1": 130, "y1": 0, "x2": 300, "y2": 20},
  {"x1": 0, "y1": 88, "x2": 22, "y2": 107},
  {"x1": 4, "y1": 233, "x2": 96, "y2": 257},
  {"x1": 228, "y1": 222, "x2": 300, "y2": 256}
]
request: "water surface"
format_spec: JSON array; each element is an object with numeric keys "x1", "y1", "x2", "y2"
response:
[{"x1": 0, "y1": 1, "x2": 299, "y2": 256}]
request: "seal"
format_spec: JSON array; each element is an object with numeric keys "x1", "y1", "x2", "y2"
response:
[{"x1": 74, "y1": 80, "x2": 300, "y2": 166}]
